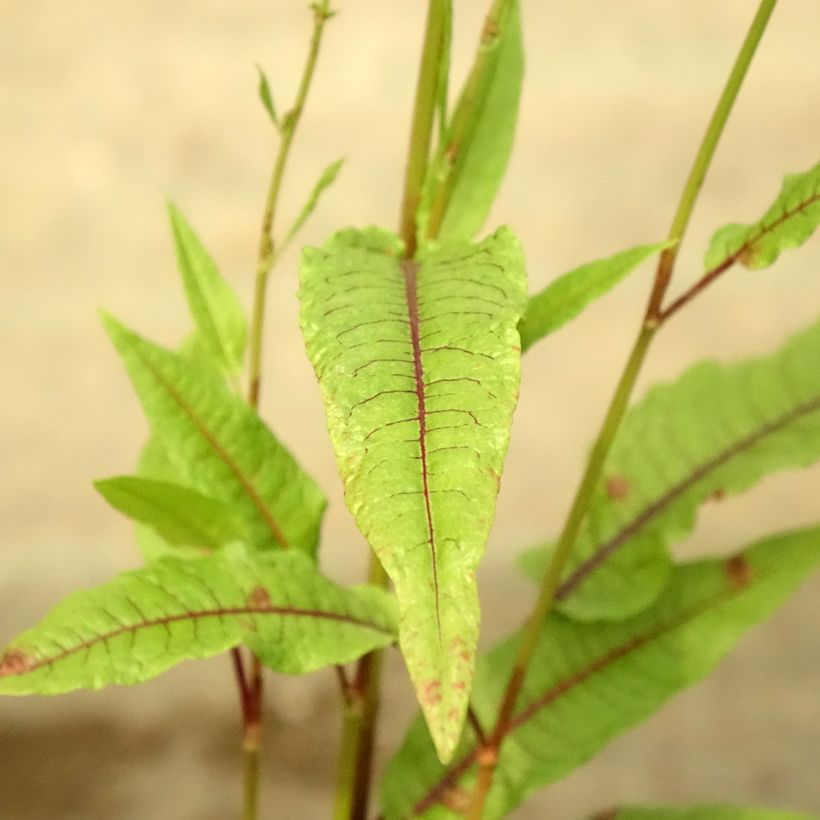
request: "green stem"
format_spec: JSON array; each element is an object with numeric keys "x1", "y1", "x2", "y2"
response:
[
  {"x1": 399, "y1": 0, "x2": 450, "y2": 258},
  {"x1": 235, "y1": 7, "x2": 335, "y2": 819},
  {"x1": 242, "y1": 721, "x2": 261, "y2": 820},
  {"x1": 425, "y1": 0, "x2": 512, "y2": 241},
  {"x1": 332, "y1": 558, "x2": 389, "y2": 820},
  {"x1": 465, "y1": 2, "x2": 779, "y2": 815},
  {"x1": 247, "y1": 0, "x2": 335, "y2": 406},
  {"x1": 645, "y1": 0, "x2": 778, "y2": 321}
]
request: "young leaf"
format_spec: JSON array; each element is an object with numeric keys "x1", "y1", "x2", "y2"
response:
[
  {"x1": 299, "y1": 226, "x2": 527, "y2": 762},
  {"x1": 433, "y1": 0, "x2": 453, "y2": 147},
  {"x1": 602, "y1": 806, "x2": 818, "y2": 820},
  {"x1": 422, "y1": 0, "x2": 524, "y2": 242},
  {"x1": 168, "y1": 203, "x2": 247, "y2": 377},
  {"x1": 256, "y1": 64, "x2": 280, "y2": 129},
  {"x1": 381, "y1": 527, "x2": 820, "y2": 819},
  {"x1": 521, "y1": 316, "x2": 820, "y2": 620},
  {"x1": 282, "y1": 157, "x2": 345, "y2": 250},
  {"x1": 704, "y1": 161, "x2": 820, "y2": 271},
  {"x1": 0, "y1": 547, "x2": 397, "y2": 696},
  {"x1": 102, "y1": 314, "x2": 326, "y2": 556},
  {"x1": 519, "y1": 240, "x2": 671, "y2": 352},
  {"x1": 94, "y1": 475, "x2": 248, "y2": 552}
]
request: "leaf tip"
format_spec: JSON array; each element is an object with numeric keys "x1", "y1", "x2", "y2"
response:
[{"x1": 0, "y1": 649, "x2": 35, "y2": 677}]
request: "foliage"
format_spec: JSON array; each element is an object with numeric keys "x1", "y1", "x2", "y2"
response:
[{"x1": 2, "y1": 3, "x2": 817, "y2": 820}]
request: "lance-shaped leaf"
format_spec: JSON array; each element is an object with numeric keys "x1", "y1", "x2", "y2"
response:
[
  {"x1": 600, "y1": 806, "x2": 818, "y2": 820},
  {"x1": 102, "y1": 314, "x2": 326, "y2": 556},
  {"x1": 299, "y1": 226, "x2": 527, "y2": 762},
  {"x1": 256, "y1": 64, "x2": 280, "y2": 129},
  {"x1": 521, "y1": 316, "x2": 820, "y2": 621},
  {"x1": 704, "y1": 161, "x2": 820, "y2": 271},
  {"x1": 168, "y1": 203, "x2": 247, "y2": 376},
  {"x1": 380, "y1": 527, "x2": 820, "y2": 819},
  {"x1": 282, "y1": 157, "x2": 345, "y2": 250},
  {"x1": 0, "y1": 547, "x2": 396, "y2": 695},
  {"x1": 94, "y1": 475, "x2": 248, "y2": 552},
  {"x1": 421, "y1": 0, "x2": 523, "y2": 242},
  {"x1": 520, "y1": 240, "x2": 671, "y2": 352}
]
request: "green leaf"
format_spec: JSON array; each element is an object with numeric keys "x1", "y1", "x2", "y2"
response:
[
  {"x1": 381, "y1": 527, "x2": 820, "y2": 819},
  {"x1": 422, "y1": 0, "x2": 524, "y2": 242},
  {"x1": 521, "y1": 316, "x2": 820, "y2": 620},
  {"x1": 256, "y1": 64, "x2": 280, "y2": 128},
  {"x1": 102, "y1": 313, "x2": 326, "y2": 556},
  {"x1": 704, "y1": 161, "x2": 820, "y2": 271},
  {"x1": 282, "y1": 157, "x2": 345, "y2": 250},
  {"x1": 94, "y1": 475, "x2": 248, "y2": 552},
  {"x1": 168, "y1": 203, "x2": 247, "y2": 377},
  {"x1": 299, "y1": 226, "x2": 527, "y2": 762},
  {"x1": 603, "y1": 806, "x2": 818, "y2": 820},
  {"x1": 520, "y1": 241, "x2": 671, "y2": 352},
  {"x1": 0, "y1": 547, "x2": 397, "y2": 695}
]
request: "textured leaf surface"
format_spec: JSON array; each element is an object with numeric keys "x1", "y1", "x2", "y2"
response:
[
  {"x1": 423, "y1": 0, "x2": 523, "y2": 242},
  {"x1": 299, "y1": 227, "x2": 527, "y2": 761},
  {"x1": 103, "y1": 314, "x2": 326, "y2": 556},
  {"x1": 0, "y1": 547, "x2": 397, "y2": 695},
  {"x1": 168, "y1": 203, "x2": 247, "y2": 376},
  {"x1": 704, "y1": 161, "x2": 820, "y2": 271},
  {"x1": 606, "y1": 806, "x2": 818, "y2": 820},
  {"x1": 520, "y1": 241, "x2": 670, "y2": 352},
  {"x1": 94, "y1": 476, "x2": 248, "y2": 552},
  {"x1": 521, "y1": 317, "x2": 820, "y2": 620},
  {"x1": 381, "y1": 528, "x2": 820, "y2": 819}
]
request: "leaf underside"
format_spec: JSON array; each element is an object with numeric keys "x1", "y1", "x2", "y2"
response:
[
  {"x1": 521, "y1": 316, "x2": 820, "y2": 621},
  {"x1": 299, "y1": 226, "x2": 527, "y2": 761},
  {"x1": 0, "y1": 547, "x2": 397, "y2": 695},
  {"x1": 380, "y1": 527, "x2": 820, "y2": 819},
  {"x1": 704, "y1": 160, "x2": 820, "y2": 271},
  {"x1": 102, "y1": 314, "x2": 326, "y2": 557}
]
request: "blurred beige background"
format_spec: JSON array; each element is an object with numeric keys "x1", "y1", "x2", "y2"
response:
[{"x1": 1, "y1": 1, "x2": 819, "y2": 818}]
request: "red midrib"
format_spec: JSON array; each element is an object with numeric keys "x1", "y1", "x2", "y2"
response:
[
  {"x1": 1, "y1": 604, "x2": 392, "y2": 677},
  {"x1": 402, "y1": 260, "x2": 441, "y2": 639}
]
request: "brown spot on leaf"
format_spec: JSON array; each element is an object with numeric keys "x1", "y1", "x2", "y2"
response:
[
  {"x1": 737, "y1": 243, "x2": 759, "y2": 268},
  {"x1": 248, "y1": 586, "x2": 272, "y2": 610},
  {"x1": 606, "y1": 475, "x2": 630, "y2": 500},
  {"x1": 591, "y1": 810, "x2": 618, "y2": 820},
  {"x1": 421, "y1": 679, "x2": 442, "y2": 707},
  {"x1": 709, "y1": 488, "x2": 726, "y2": 502},
  {"x1": 726, "y1": 554, "x2": 752, "y2": 590},
  {"x1": 0, "y1": 649, "x2": 35, "y2": 676},
  {"x1": 441, "y1": 787, "x2": 472, "y2": 813}
]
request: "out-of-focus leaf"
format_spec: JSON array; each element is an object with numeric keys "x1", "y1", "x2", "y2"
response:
[
  {"x1": 521, "y1": 316, "x2": 820, "y2": 620},
  {"x1": 704, "y1": 161, "x2": 819, "y2": 271},
  {"x1": 168, "y1": 204, "x2": 247, "y2": 376},
  {"x1": 102, "y1": 314, "x2": 326, "y2": 556},
  {"x1": 381, "y1": 527, "x2": 820, "y2": 818},
  {"x1": 520, "y1": 241, "x2": 670, "y2": 352}
]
